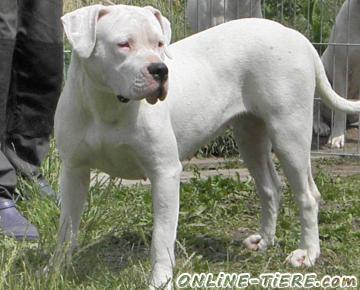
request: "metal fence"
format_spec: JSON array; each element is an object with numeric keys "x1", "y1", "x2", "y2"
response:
[{"x1": 63, "y1": 0, "x2": 360, "y2": 156}]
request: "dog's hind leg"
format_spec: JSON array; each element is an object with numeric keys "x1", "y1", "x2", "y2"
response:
[
  {"x1": 269, "y1": 119, "x2": 321, "y2": 267},
  {"x1": 233, "y1": 114, "x2": 282, "y2": 251}
]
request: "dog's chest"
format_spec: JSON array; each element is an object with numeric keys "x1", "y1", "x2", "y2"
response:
[{"x1": 83, "y1": 124, "x2": 147, "y2": 180}]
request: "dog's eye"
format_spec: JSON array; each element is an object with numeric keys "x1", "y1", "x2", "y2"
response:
[
  {"x1": 158, "y1": 41, "x2": 164, "y2": 48},
  {"x1": 118, "y1": 42, "x2": 130, "y2": 49}
]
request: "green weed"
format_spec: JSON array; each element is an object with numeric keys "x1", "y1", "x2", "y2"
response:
[{"x1": 0, "y1": 150, "x2": 358, "y2": 289}]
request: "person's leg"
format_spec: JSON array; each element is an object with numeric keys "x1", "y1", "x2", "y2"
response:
[
  {"x1": 0, "y1": 0, "x2": 16, "y2": 141},
  {"x1": 5, "y1": 0, "x2": 63, "y2": 197},
  {"x1": 0, "y1": 152, "x2": 16, "y2": 197},
  {"x1": 0, "y1": 0, "x2": 38, "y2": 240}
]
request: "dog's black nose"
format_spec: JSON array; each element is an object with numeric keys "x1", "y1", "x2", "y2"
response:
[{"x1": 147, "y1": 62, "x2": 168, "y2": 82}]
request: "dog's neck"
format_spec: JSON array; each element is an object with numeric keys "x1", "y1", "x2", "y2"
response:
[{"x1": 69, "y1": 54, "x2": 140, "y2": 125}]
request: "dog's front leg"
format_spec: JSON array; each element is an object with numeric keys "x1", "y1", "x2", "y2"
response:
[
  {"x1": 329, "y1": 66, "x2": 347, "y2": 148},
  {"x1": 330, "y1": 111, "x2": 346, "y2": 148},
  {"x1": 52, "y1": 164, "x2": 90, "y2": 268},
  {"x1": 149, "y1": 163, "x2": 182, "y2": 290}
]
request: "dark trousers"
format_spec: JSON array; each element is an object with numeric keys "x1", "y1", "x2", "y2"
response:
[{"x1": 0, "y1": 0, "x2": 63, "y2": 196}]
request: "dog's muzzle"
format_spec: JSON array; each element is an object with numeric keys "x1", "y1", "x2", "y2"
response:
[
  {"x1": 146, "y1": 62, "x2": 169, "y2": 105},
  {"x1": 116, "y1": 63, "x2": 169, "y2": 105}
]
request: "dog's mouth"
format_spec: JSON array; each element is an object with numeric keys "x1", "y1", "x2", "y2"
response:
[
  {"x1": 116, "y1": 93, "x2": 162, "y2": 105},
  {"x1": 117, "y1": 81, "x2": 168, "y2": 105},
  {"x1": 145, "y1": 85, "x2": 167, "y2": 105}
]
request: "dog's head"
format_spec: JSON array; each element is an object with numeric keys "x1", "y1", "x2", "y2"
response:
[{"x1": 62, "y1": 5, "x2": 171, "y2": 105}]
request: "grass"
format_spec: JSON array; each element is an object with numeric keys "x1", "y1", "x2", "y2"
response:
[{"x1": 0, "y1": 145, "x2": 359, "y2": 289}]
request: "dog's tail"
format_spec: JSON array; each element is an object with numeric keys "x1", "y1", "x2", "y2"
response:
[{"x1": 312, "y1": 44, "x2": 360, "y2": 113}]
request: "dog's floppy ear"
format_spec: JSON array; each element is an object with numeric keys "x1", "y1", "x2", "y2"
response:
[
  {"x1": 144, "y1": 6, "x2": 172, "y2": 46},
  {"x1": 61, "y1": 5, "x2": 109, "y2": 58}
]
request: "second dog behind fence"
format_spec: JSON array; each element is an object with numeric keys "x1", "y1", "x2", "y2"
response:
[{"x1": 313, "y1": 0, "x2": 360, "y2": 149}]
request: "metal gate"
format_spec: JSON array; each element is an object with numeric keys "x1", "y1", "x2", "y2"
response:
[{"x1": 63, "y1": 0, "x2": 360, "y2": 156}]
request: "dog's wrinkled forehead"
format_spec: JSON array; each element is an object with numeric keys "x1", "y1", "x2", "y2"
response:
[{"x1": 97, "y1": 6, "x2": 164, "y2": 44}]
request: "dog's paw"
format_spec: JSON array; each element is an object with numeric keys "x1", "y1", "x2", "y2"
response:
[
  {"x1": 285, "y1": 249, "x2": 319, "y2": 267},
  {"x1": 243, "y1": 234, "x2": 269, "y2": 251},
  {"x1": 149, "y1": 284, "x2": 172, "y2": 290},
  {"x1": 329, "y1": 135, "x2": 345, "y2": 148},
  {"x1": 313, "y1": 121, "x2": 330, "y2": 136},
  {"x1": 150, "y1": 264, "x2": 173, "y2": 290},
  {"x1": 149, "y1": 280, "x2": 172, "y2": 290}
]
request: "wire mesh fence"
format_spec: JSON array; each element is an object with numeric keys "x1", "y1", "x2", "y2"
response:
[{"x1": 63, "y1": 0, "x2": 360, "y2": 157}]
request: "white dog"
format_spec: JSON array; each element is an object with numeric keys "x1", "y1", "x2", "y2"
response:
[
  {"x1": 313, "y1": 0, "x2": 360, "y2": 148},
  {"x1": 186, "y1": 0, "x2": 262, "y2": 32},
  {"x1": 55, "y1": 4, "x2": 360, "y2": 289}
]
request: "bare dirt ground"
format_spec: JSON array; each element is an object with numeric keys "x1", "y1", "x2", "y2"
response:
[
  {"x1": 312, "y1": 127, "x2": 360, "y2": 154},
  {"x1": 181, "y1": 155, "x2": 360, "y2": 181},
  {"x1": 91, "y1": 127, "x2": 360, "y2": 186},
  {"x1": 91, "y1": 154, "x2": 360, "y2": 187}
]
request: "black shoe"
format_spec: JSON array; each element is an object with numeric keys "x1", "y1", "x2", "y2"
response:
[{"x1": 0, "y1": 197, "x2": 39, "y2": 241}]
